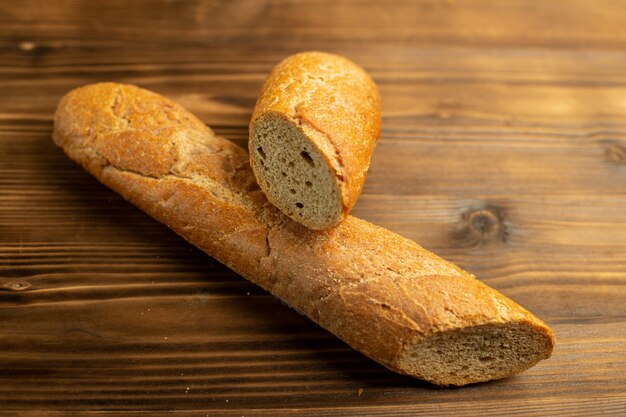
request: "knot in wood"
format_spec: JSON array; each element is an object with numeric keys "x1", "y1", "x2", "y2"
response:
[
  {"x1": 606, "y1": 144, "x2": 626, "y2": 164},
  {"x1": 466, "y1": 206, "x2": 506, "y2": 244},
  {"x1": 5, "y1": 280, "x2": 31, "y2": 291},
  {"x1": 469, "y1": 209, "x2": 498, "y2": 235}
]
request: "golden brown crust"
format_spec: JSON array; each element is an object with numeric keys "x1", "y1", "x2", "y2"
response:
[
  {"x1": 249, "y1": 51, "x2": 381, "y2": 227},
  {"x1": 53, "y1": 83, "x2": 554, "y2": 386}
]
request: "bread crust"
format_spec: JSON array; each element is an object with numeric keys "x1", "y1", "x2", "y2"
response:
[
  {"x1": 54, "y1": 83, "x2": 554, "y2": 386},
  {"x1": 249, "y1": 52, "x2": 381, "y2": 229}
]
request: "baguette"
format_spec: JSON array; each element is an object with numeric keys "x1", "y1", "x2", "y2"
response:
[
  {"x1": 53, "y1": 83, "x2": 554, "y2": 386},
  {"x1": 249, "y1": 52, "x2": 381, "y2": 229}
]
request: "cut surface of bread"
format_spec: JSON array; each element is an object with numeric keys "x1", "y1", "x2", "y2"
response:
[
  {"x1": 250, "y1": 51, "x2": 381, "y2": 230},
  {"x1": 251, "y1": 112, "x2": 343, "y2": 228},
  {"x1": 396, "y1": 322, "x2": 554, "y2": 386},
  {"x1": 54, "y1": 83, "x2": 554, "y2": 386}
]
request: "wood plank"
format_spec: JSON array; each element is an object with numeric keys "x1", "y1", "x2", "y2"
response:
[
  {"x1": 1, "y1": 0, "x2": 625, "y2": 415},
  {"x1": 1, "y1": 128, "x2": 625, "y2": 413},
  {"x1": 4, "y1": 396, "x2": 626, "y2": 417},
  {"x1": 2, "y1": 0, "x2": 626, "y2": 48}
]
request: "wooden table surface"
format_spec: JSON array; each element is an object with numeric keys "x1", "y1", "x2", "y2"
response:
[{"x1": 1, "y1": 1, "x2": 625, "y2": 415}]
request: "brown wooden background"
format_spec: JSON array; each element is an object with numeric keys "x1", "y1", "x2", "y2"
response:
[{"x1": 1, "y1": 1, "x2": 625, "y2": 415}]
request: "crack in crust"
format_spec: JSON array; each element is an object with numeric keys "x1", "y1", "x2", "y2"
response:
[
  {"x1": 111, "y1": 86, "x2": 132, "y2": 127},
  {"x1": 293, "y1": 101, "x2": 346, "y2": 181}
]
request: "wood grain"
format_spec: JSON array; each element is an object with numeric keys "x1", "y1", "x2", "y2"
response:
[{"x1": 1, "y1": 0, "x2": 625, "y2": 415}]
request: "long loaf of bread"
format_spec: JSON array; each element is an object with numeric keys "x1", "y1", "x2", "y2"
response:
[{"x1": 53, "y1": 83, "x2": 554, "y2": 386}]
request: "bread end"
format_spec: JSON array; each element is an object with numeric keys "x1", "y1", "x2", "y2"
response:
[{"x1": 394, "y1": 321, "x2": 555, "y2": 386}]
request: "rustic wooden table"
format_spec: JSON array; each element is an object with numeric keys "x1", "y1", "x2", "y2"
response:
[{"x1": 1, "y1": 1, "x2": 625, "y2": 415}]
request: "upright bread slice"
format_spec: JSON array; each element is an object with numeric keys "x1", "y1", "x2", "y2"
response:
[
  {"x1": 249, "y1": 51, "x2": 381, "y2": 230},
  {"x1": 54, "y1": 83, "x2": 554, "y2": 386}
]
